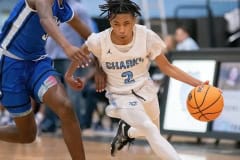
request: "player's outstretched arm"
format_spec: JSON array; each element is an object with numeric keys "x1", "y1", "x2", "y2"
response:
[
  {"x1": 32, "y1": 0, "x2": 89, "y2": 62},
  {"x1": 154, "y1": 53, "x2": 208, "y2": 87},
  {"x1": 34, "y1": 0, "x2": 71, "y2": 50}
]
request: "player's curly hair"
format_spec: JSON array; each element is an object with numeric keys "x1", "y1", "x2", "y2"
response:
[{"x1": 99, "y1": 0, "x2": 141, "y2": 20}]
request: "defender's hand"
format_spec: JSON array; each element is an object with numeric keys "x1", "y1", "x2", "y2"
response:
[{"x1": 64, "y1": 45, "x2": 90, "y2": 65}]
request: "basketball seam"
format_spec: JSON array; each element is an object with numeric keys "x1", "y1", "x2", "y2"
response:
[
  {"x1": 193, "y1": 85, "x2": 210, "y2": 121},
  {"x1": 200, "y1": 110, "x2": 223, "y2": 116},
  {"x1": 197, "y1": 86, "x2": 210, "y2": 107},
  {"x1": 191, "y1": 94, "x2": 222, "y2": 114},
  {"x1": 199, "y1": 110, "x2": 222, "y2": 121}
]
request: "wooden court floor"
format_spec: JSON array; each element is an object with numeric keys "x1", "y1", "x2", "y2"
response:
[{"x1": 0, "y1": 134, "x2": 239, "y2": 160}]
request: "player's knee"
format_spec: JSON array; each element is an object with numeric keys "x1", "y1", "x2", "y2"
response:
[
  {"x1": 105, "y1": 105, "x2": 115, "y2": 117},
  {"x1": 56, "y1": 98, "x2": 75, "y2": 121},
  {"x1": 18, "y1": 118, "x2": 37, "y2": 143}
]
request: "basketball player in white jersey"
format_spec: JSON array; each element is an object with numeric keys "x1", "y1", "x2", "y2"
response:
[{"x1": 65, "y1": 0, "x2": 209, "y2": 159}]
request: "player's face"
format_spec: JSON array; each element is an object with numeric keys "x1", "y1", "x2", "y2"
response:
[{"x1": 110, "y1": 13, "x2": 136, "y2": 44}]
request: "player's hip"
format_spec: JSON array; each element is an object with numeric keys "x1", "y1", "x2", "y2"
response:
[
  {"x1": 106, "y1": 78, "x2": 158, "y2": 101},
  {"x1": 1, "y1": 48, "x2": 48, "y2": 61},
  {"x1": 0, "y1": 55, "x2": 59, "y2": 102},
  {"x1": 105, "y1": 94, "x2": 160, "y2": 120}
]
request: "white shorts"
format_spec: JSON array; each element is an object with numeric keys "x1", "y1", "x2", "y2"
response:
[{"x1": 105, "y1": 80, "x2": 160, "y2": 120}]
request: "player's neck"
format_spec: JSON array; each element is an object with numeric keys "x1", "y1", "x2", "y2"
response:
[{"x1": 111, "y1": 32, "x2": 134, "y2": 45}]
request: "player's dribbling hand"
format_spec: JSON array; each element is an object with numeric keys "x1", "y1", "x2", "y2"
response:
[
  {"x1": 201, "y1": 80, "x2": 209, "y2": 85},
  {"x1": 199, "y1": 80, "x2": 222, "y2": 93}
]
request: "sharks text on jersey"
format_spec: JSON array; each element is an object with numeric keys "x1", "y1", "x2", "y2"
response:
[{"x1": 105, "y1": 57, "x2": 144, "y2": 70}]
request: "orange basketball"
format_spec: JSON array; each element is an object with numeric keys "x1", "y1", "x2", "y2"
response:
[{"x1": 186, "y1": 85, "x2": 224, "y2": 122}]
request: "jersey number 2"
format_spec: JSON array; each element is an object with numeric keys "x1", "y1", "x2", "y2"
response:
[{"x1": 121, "y1": 71, "x2": 135, "y2": 84}]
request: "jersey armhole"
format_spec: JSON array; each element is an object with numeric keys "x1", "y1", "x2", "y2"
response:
[{"x1": 65, "y1": 8, "x2": 75, "y2": 23}]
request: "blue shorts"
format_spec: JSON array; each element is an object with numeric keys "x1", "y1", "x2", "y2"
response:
[{"x1": 0, "y1": 56, "x2": 60, "y2": 117}]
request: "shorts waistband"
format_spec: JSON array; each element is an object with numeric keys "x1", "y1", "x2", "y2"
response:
[
  {"x1": 0, "y1": 48, "x2": 48, "y2": 61},
  {"x1": 107, "y1": 83, "x2": 144, "y2": 95},
  {"x1": 0, "y1": 48, "x2": 23, "y2": 60}
]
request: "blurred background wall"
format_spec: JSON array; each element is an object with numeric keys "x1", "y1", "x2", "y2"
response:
[{"x1": 2, "y1": 0, "x2": 238, "y2": 48}]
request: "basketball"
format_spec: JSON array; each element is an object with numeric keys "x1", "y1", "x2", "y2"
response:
[{"x1": 186, "y1": 85, "x2": 224, "y2": 122}]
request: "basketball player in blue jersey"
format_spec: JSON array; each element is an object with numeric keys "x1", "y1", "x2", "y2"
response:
[
  {"x1": 0, "y1": 0, "x2": 92, "y2": 159},
  {"x1": 65, "y1": 0, "x2": 209, "y2": 159}
]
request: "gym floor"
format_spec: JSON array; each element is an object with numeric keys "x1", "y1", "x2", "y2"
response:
[{"x1": 0, "y1": 132, "x2": 239, "y2": 160}]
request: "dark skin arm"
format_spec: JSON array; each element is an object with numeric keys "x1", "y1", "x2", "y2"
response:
[
  {"x1": 27, "y1": 0, "x2": 89, "y2": 63},
  {"x1": 65, "y1": 45, "x2": 107, "y2": 92},
  {"x1": 67, "y1": 12, "x2": 91, "y2": 40},
  {"x1": 65, "y1": 61, "x2": 85, "y2": 91},
  {"x1": 28, "y1": 0, "x2": 106, "y2": 91},
  {"x1": 68, "y1": 14, "x2": 106, "y2": 91}
]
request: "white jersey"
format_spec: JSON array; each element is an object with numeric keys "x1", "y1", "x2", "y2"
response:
[
  {"x1": 86, "y1": 24, "x2": 166, "y2": 93},
  {"x1": 87, "y1": 25, "x2": 180, "y2": 160}
]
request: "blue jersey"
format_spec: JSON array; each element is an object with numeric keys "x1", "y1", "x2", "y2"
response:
[{"x1": 0, "y1": 0, "x2": 73, "y2": 60}]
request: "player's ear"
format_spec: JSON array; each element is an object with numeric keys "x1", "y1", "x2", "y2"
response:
[
  {"x1": 133, "y1": 16, "x2": 137, "y2": 24},
  {"x1": 109, "y1": 18, "x2": 114, "y2": 27}
]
